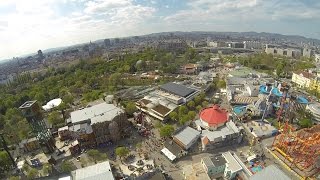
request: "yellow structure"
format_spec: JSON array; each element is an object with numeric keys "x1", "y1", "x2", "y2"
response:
[{"x1": 309, "y1": 76, "x2": 320, "y2": 94}]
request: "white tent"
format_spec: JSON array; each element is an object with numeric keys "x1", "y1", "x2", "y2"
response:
[
  {"x1": 161, "y1": 148, "x2": 176, "y2": 161},
  {"x1": 42, "y1": 98, "x2": 62, "y2": 111}
]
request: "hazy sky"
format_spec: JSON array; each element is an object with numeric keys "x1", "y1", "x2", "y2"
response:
[{"x1": 0, "y1": 0, "x2": 319, "y2": 60}]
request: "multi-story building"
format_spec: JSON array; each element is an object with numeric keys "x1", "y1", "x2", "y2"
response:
[
  {"x1": 200, "y1": 152, "x2": 243, "y2": 180},
  {"x1": 136, "y1": 82, "x2": 200, "y2": 121},
  {"x1": 201, "y1": 156, "x2": 226, "y2": 177},
  {"x1": 243, "y1": 41, "x2": 263, "y2": 49},
  {"x1": 68, "y1": 102, "x2": 129, "y2": 148},
  {"x1": 302, "y1": 48, "x2": 314, "y2": 58},
  {"x1": 181, "y1": 63, "x2": 198, "y2": 74},
  {"x1": 309, "y1": 76, "x2": 320, "y2": 94},
  {"x1": 265, "y1": 44, "x2": 301, "y2": 58},
  {"x1": 291, "y1": 71, "x2": 314, "y2": 88},
  {"x1": 315, "y1": 54, "x2": 320, "y2": 62},
  {"x1": 222, "y1": 152, "x2": 243, "y2": 179}
]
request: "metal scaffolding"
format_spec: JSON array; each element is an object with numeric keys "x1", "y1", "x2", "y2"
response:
[
  {"x1": 19, "y1": 101, "x2": 55, "y2": 153},
  {"x1": 273, "y1": 124, "x2": 320, "y2": 174}
]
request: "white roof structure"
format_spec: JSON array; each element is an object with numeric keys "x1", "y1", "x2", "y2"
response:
[
  {"x1": 70, "y1": 103, "x2": 123, "y2": 124},
  {"x1": 71, "y1": 161, "x2": 114, "y2": 180},
  {"x1": 58, "y1": 177, "x2": 71, "y2": 180},
  {"x1": 161, "y1": 148, "x2": 176, "y2": 161},
  {"x1": 222, "y1": 152, "x2": 242, "y2": 173},
  {"x1": 198, "y1": 121, "x2": 240, "y2": 143},
  {"x1": 42, "y1": 98, "x2": 62, "y2": 111}
]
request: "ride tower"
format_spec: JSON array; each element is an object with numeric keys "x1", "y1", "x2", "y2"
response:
[{"x1": 19, "y1": 101, "x2": 55, "y2": 153}]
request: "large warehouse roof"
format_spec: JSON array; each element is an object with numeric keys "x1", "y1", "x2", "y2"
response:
[
  {"x1": 160, "y1": 82, "x2": 196, "y2": 98},
  {"x1": 70, "y1": 102, "x2": 123, "y2": 124},
  {"x1": 71, "y1": 161, "x2": 114, "y2": 180}
]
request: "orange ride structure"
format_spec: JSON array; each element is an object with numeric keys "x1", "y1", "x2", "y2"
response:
[{"x1": 272, "y1": 123, "x2": 320, "y2": 178}]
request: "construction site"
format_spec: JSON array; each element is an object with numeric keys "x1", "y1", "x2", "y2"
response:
[
  {"x1": 272, "y1": 123, "x2": 320, "y2": 178},
  {"x1": 271, "y1": 83, "x2": 320, "y2": 179}
]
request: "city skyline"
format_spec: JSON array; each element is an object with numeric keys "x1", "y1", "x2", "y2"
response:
[{"x1": 0, "y1": 0, "x2": 320, "y2": 60}]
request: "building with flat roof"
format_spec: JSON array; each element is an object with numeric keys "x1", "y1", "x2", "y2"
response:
[
  {"x1": 201, "y1": 156, "x2": 227, "y2": 178},
  {"x1": 71, "y1": 161, "x2": 114, "y2": 180},
  {"x1": 222, "y1": 151, "x2": 243, "y2": 179},
  {"x1": 68, "y1": 102, "x2": 128, "y2": 148},
  {"x1": 265, "y1": 44, "x2": 301, "y2": 58},
  {"x1": 161, "y1": 140, "x2": 187, "y2": 161},
  {"x1": 197, "y1": 121, "x2": 242, "y2": 151},
  {"x1": 159, "y1": 82, "x2": 199, "y2": 103},
  {"x1": 136, "y1": 82, "x2": 199, "y2": 121},
  {"x1": 173, "y1": 126, "x2": 200, "y2": 150},
  {"x1": 249, "y1": 165, "x2": 290, "y2": 180},
  {"x1": 292, "y1": 71, "x2": 315, "y2": 88}
]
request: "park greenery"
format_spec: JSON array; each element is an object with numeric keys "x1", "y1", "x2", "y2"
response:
[
  {"x1": 124, "y1": 101, "x2": 138, "y2": 116},
  {"x1": 0, "y1": 48, "x2": 210, "y2": 146},
  {"x1": 60, "y1": 161, "x2": 74, "y2": 173},
  {"x1": 159, "y1": 125, "x2": 175, "y2": 137},
  {"x1": 27, "y1": 168, "x2": 38, "y2": 180},
  {"x1": 87, "y1": 149, "x2": 108, "y2": 164},
  {"x1": 225, "y1": 53, "x2": 315, "y2": 77},
  {"x1": 115, "y1": 147, "x2": 130, "y2": 159},
  {"x1": 168, "y1": 92, "x2": 207, "y2": 125}
]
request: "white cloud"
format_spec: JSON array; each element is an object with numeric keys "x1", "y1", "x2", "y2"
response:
[
  {"x1": 0, "y1": 0, "x2": 156, "y2": 59},
  {"x1": 0, "y1": 0, "x2": 319, "y2": 59},
  {"x1": 84, "y1": 0, "x2": 132, "y2": 14}
]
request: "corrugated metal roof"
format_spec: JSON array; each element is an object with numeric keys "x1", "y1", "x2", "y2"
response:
[
  {"x1": 70, "y1": 103, "x2": 123, "y2": 124},
  {"x1": 72, "y1": 161, "x2": 114, "y2": 180},
  {"x1": 160, "y1": 82, "x2": 196, "y2": 98},
  {"x1": 173, "y1": 127, "x2": 200, "y2": 147}
]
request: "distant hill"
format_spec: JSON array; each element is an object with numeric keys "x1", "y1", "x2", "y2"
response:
[{"x1": 1, "y1": 31, "x2": 319, "y2": 62}]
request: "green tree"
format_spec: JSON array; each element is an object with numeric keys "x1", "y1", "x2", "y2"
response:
[
  {"x1": 0, "y1": 151, "x2": 11, "y2": 172},
  {"x1": 159, "y1": 125, "x2": 174, "y2": 137},
  {"x1": 87, "y1": 149, "x2": 107, "y2": 163},
  {"x1": 196, "y1": 105, "x2": 202, "y2": 112},
  {"x1": 194, "y1": 96, "x2": 202, "y2": 105},
  {"x1": 169, "y1": 111, "x2": 178, "y2": 121},
  {"x1": 125, "y1": 101, "x2": 137, "y2": 115},
  {"x1": 187, "y1": 101, "x2": 195, "y2": 109},
  {"x1": 187, "y1": 111, "x2": 197, "y2": 120},
  {"x1": 42, "y1": 163, "x2": 52, "y2": 175},
  {"x1": 178, "y1": 105, "x2": 188, "y2": 116},
  {"x1": 9, "y1": 176, "x2": 20, "y2": 180},
  {"x1": 217, "y1": 80, "x2": 226, "y2": 89},
  {"x1": 179, "y1": 115, "x2": 190, "y2": 125},
  {"x1": 27, "y1": 168, "x2": 38, "y2": 180},
  {"x1": 47, "y1": 111, "x2": 64, "y2": 126},
  {"x1": 202, "y1": 101, "x2": 209, "y2": 108},
  {"x1": 60, "y1": 161, "x2": 74, "y2": 173},
  {"x1": 299, "y1": 118, "x2": 313, "y2": 128},
  {"x1": 115, "y1": 147, "x2": 130, "y2": 159}
]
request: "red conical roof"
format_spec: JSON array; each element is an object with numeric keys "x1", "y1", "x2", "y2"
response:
[{"x1": 200, "y1": 105, "x2": 228, "y2": 126}]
